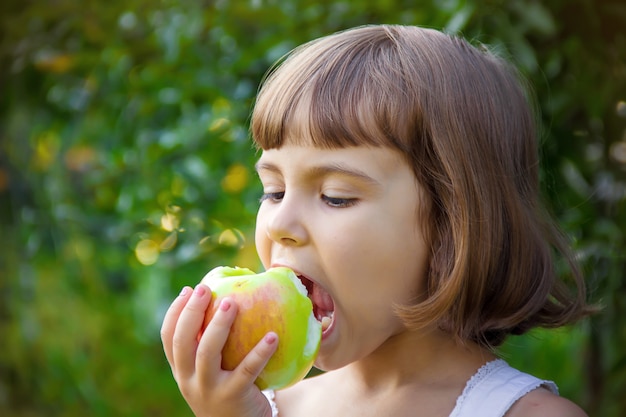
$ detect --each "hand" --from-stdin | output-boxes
[160,284,279,417]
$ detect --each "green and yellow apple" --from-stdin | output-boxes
[199,266,321,390]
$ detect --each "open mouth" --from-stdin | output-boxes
[298,275,335,333]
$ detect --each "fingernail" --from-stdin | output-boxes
[264,332,277,345]
[193,285,206,297]
[219,299,231,312]
[179,287,190,297]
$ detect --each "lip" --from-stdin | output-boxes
[270,262,306,279]
[269,263,326,295]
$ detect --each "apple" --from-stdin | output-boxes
[200,266,322,390]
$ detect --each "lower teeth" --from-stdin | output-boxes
[321,316,332,331]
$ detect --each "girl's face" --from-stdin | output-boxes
[255,144,429,371]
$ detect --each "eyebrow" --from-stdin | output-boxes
[255,161,382,186]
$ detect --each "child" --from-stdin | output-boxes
[160,25,592,417]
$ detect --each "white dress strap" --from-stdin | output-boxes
[262,389,279,417]
[449,359,559,417]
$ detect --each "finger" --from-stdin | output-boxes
[160,286,193,369]
[195,297,238,376]
[229,332,279,390]
[172,284,214,377]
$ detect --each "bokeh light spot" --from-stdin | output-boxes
[135,239,160,265]
[221,164,249,193]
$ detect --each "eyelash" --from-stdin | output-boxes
[259,192,357,208]
[321,195,358,208]
[259,192,284,203]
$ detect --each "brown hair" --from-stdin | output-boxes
[251,24,593,347]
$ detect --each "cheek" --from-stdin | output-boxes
[254,211,271,267]
[348,216,428,294]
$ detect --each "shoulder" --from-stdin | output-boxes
[506,387,588,417]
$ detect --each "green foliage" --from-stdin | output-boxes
[1,0,624,415]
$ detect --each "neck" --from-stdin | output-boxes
[339,328,496,393]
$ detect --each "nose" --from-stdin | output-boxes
[263,195,309,246]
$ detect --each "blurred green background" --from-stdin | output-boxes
[1,0,624,416]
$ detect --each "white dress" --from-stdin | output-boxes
[262,359,558,417]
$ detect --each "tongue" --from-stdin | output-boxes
[310,282,334,312]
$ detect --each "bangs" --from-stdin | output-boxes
[251,26,424,152]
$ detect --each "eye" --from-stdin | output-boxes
[259,191,285,203]
[321,195,358,208]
